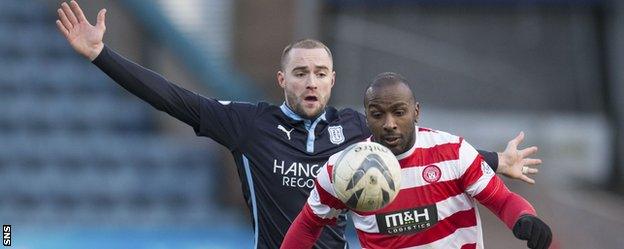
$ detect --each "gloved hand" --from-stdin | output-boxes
[512,214,552,249]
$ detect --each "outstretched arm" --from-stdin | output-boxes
[459,139,551,249]
[55,1,202,127]
[475,177,552,249]
[55,1,254,149]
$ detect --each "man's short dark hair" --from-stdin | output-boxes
[370,72,408,87]
[365,72,416,104]
[281,39,333,70]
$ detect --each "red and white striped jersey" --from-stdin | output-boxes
[307,127,513,249]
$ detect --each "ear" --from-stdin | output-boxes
[414,102,420,123]
[330,71,336,88]
[277,70,286,89]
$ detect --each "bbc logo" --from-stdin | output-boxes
[2,225,9,247]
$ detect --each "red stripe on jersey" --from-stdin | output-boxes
[353,179,463,216]
[357,208,477,249]
[314,178,347,210]
[326,164,334,183]
[460,156,484,190]
[461,243,477,249]
[418,127,436,133]
[399,142,460,168]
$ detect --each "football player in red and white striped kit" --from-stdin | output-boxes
[281,72,552,249]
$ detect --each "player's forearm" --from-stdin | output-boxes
[477,177,537,229]
[280,204,326,249]
[477,150,498,172]
[92,45,202,127]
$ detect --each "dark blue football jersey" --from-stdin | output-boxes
[195,100,370,249]
[92,45,499,249]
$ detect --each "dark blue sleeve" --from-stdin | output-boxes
[92,45,256,150]
[477,150,499,172]
[194,100,257,150]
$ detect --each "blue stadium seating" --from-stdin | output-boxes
[0,0,225,228]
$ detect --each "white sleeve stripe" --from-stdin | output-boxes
[350,211,380,233]
[307,187,343,219]
[458,139,479,176]
[308,164,342,219]
[316,164,338,197]
[465,172,494,197]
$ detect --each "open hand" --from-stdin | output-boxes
[55,1,107,61]
[497,132,542,184]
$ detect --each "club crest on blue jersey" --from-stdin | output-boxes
[328,125,345,145]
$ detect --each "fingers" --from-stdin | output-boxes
[57,8,73,30]
[55,20,69,38]
[508,131,525,149]
[61,2,79,26]
[524,166,539,174]
[528,223,542,249]
[522,158,542,167]
[520,145,538,158]
[541,231,553,249]
[69,0,89,24]
[520,174,536,184]
[540,222,553,249]
[514,216,552,249]
[536,231,548,249]
[96,9,107,30]
[514,218,532,240]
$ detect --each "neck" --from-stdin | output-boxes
[283,102,324,121]
[394,124,419,159]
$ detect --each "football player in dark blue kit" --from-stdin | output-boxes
[55,2,542,248]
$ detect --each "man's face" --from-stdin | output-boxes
[365,83,419,155]
[277,48,335,119]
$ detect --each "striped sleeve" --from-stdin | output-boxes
[307,158,348,220]
[280,155,348,249]
[457,138,495,197]
[458,138,537,229]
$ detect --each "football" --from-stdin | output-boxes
[332,141,402,212]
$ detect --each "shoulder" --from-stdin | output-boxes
[231,101,279,117]
[209,100,264,111]
[327,107,369,135]
[417,127,462,147]
[325,106,364,122]
[336,107,362,116]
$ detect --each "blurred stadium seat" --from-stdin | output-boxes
[0,0,228,234]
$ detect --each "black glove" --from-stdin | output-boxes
[512,214,552,249]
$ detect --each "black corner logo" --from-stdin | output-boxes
[2,225,10,246]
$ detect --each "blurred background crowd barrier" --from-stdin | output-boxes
[0,0,622,248]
